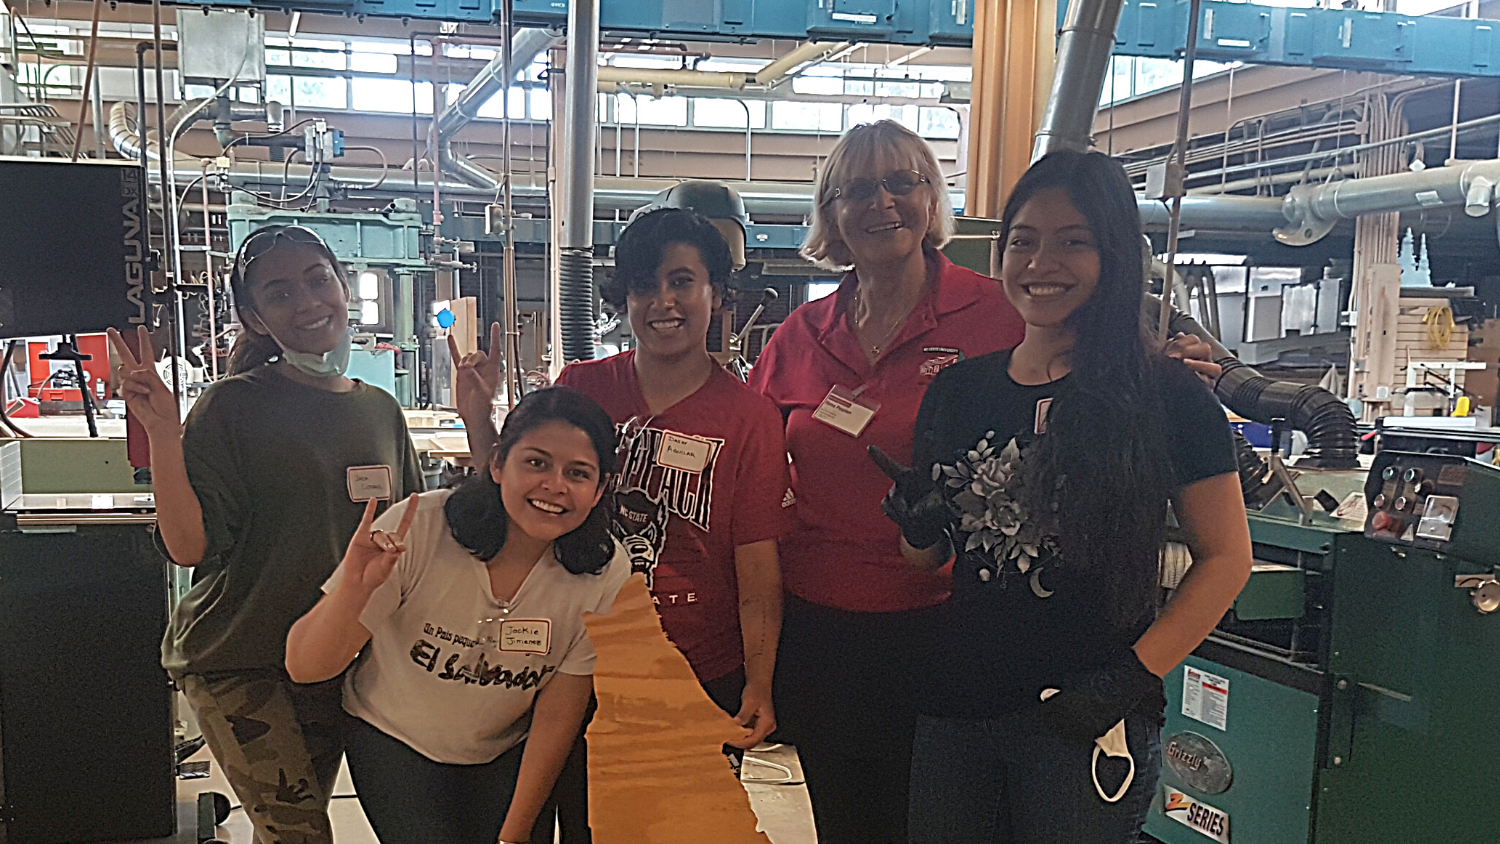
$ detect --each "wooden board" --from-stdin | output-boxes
[583,575,770,844]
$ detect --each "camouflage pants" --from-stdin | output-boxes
[181,672,347,844]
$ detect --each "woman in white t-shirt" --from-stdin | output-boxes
[286,386,630,844]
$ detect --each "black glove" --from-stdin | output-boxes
[1039,649,1165,743]
[868,444,950,551]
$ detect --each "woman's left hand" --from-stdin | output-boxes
[1164,332,1223,387]
[728,683,777,750]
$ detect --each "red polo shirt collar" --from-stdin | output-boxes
[812,248,982,377]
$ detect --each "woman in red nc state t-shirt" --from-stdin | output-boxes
[457,208,790,751]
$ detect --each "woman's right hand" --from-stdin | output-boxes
[106,326,181,437]
[340,494,420,596]
[868,444,949,551]
[449,322,503,425]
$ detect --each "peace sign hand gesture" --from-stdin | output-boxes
[106,326,180,437]
[340,494,420,597]
[449,322,502,426]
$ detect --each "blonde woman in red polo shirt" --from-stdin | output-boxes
[748,119,1024,844]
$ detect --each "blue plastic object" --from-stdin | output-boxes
[436,308,456,328]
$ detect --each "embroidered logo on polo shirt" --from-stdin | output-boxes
[920,346,964,379]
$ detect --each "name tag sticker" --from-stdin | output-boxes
[346,465,393,502]
[1034,398,1054,435]
[499,619,552,655]
[813,385,880,437]
[657,432,714,473]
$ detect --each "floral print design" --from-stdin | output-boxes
[937,431,1060,577]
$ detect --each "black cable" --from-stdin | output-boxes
[0,341,34,438]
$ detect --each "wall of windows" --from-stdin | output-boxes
[180,35,968,140]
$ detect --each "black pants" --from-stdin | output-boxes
[775,594,944,844]
[343,715,557,844]
[553,668,748,843]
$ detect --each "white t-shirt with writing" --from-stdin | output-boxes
[324,489,631,765]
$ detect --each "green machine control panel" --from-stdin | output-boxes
[1364,450,1500,563]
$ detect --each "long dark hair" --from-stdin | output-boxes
[444,387,618,575]
[1003,150,1175,633]
[225,226,348,375]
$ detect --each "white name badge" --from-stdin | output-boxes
[1034,397,1053,434]
[346,465,393,502]
[657,431,714,473]
[813,385,880,437]
[499,619,552,655]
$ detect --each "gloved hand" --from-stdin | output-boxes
[868,444,950,551]
[1039,649,1165,743]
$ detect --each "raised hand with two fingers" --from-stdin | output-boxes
[448,322,503,425]
[339,494,421,597]
[106,325,180,436]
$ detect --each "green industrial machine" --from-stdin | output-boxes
[1145,451,1500,844]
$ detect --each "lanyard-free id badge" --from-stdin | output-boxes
[347,465,393,502]
[813,385,880,437]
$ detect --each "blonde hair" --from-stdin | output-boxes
[801,120,955,271]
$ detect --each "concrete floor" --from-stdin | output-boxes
[130,742,815,844]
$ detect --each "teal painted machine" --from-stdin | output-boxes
[1145,451,1500,844]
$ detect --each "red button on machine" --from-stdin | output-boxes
[1372,511,1393,532]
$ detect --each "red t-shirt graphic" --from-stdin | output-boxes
[556,352,791,683]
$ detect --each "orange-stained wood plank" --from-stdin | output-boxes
[584,575,771,844]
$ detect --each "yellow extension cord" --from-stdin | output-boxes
[1423,305,1456,349]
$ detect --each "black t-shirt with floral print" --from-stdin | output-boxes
[912,349,1236,718]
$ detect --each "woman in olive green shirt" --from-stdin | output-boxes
[109,226,421,844]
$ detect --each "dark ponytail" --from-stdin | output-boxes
[225,330,280,375]
[445,386,619,575]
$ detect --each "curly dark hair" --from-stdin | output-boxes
[601,207,732,311]
[444,386,618,575]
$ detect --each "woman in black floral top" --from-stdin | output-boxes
[876,151,1253,844]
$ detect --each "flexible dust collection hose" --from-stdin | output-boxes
[1154,299,1361,471]
[558,248,596,366]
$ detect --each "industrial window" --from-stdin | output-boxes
[918,107,960,140]
[350,78,430,113]
[477,87,528,119]
[292,77,348,110]
[771,101,843,133]
[635,95,690,127]
[693,98,767,129]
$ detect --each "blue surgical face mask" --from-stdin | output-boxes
[273,325,354,378]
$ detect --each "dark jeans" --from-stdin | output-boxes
[908,708,1162,844]
[552,667,748,843]
[343,715,557,844]
[775,594,942,844]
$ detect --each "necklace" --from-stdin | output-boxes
[852,285,915,358]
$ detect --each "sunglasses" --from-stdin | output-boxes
[233,225,331,276]
[826,169,930,205]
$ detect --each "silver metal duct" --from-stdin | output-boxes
[1277,159,1500,245]
[434,27,560,142]
[557,0,601,364]
[1032,0,1126,161]
[1137,195,1291,233]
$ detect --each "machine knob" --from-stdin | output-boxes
[1373,494,1387,509]
[1383,466,1397,481]
[1416,481,1435,496]
[1404,468,1422,483]
[1396,496,1412,511]
[1474,581,1500,615]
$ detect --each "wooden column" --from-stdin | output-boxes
[966,0,1060,218]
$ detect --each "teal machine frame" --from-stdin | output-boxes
[226,196,430,405]
[1145,452,1500,844]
